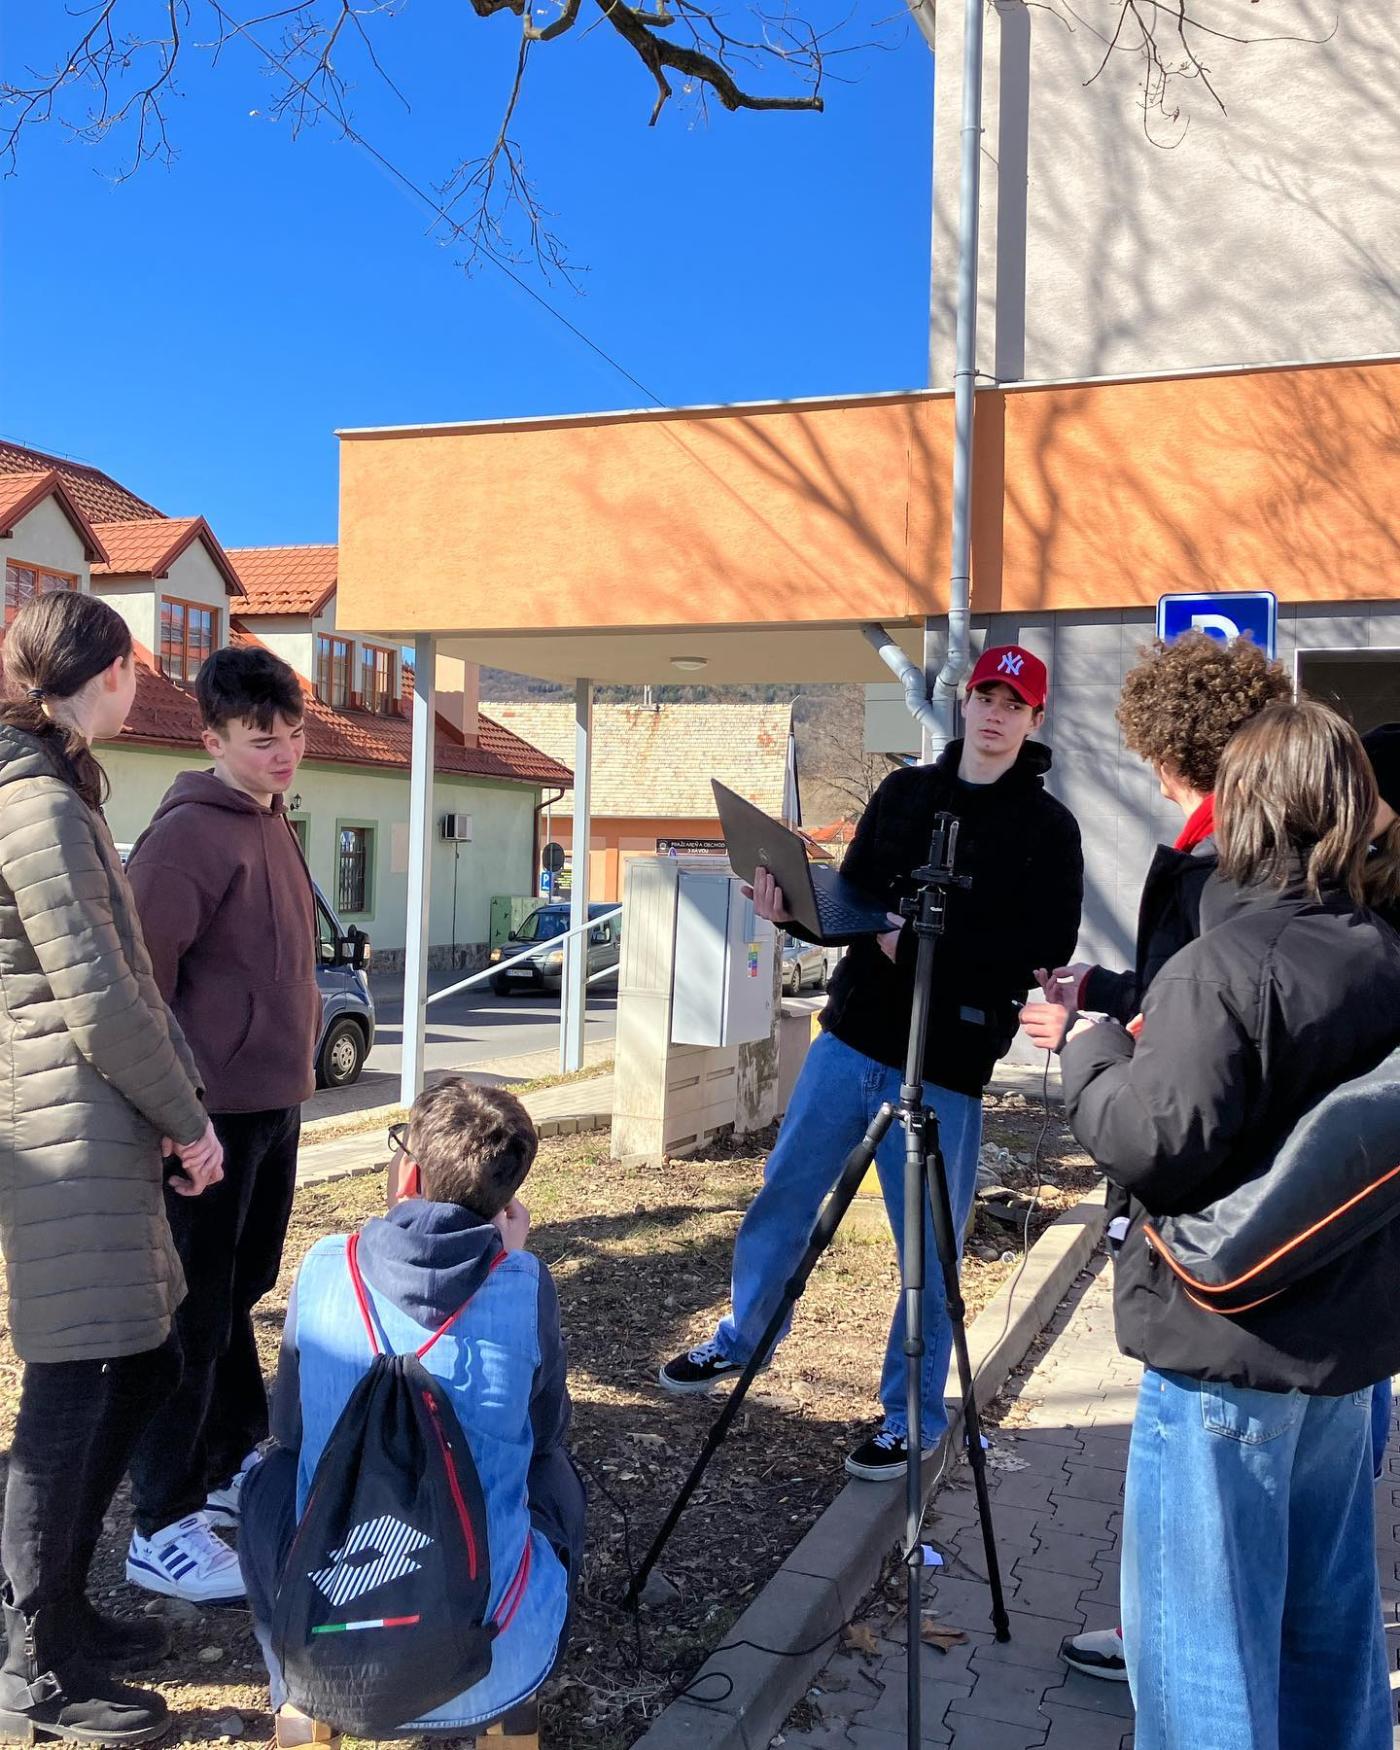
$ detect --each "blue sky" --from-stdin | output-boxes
[1,4,933,544]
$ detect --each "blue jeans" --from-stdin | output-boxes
[1371,1376,1393,1479]
[713,1032,982,1445]
[1123,1368,1391,1750]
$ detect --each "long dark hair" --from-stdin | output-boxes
[2,592,134,810]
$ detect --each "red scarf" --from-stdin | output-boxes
[1174,793,1215,852]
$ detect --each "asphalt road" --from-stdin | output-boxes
[364,967,618,1077]
[300,968,618,1123]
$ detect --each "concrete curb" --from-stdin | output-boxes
[631,1184,1108,1750]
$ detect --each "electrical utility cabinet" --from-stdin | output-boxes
[611,855,782,1162]
[671,871,776,1047]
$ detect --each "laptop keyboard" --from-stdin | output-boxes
[815,891,887,935]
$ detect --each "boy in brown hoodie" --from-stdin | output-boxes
[124,646,320,1605]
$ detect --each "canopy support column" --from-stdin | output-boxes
[561,678,593,1073]
[400,634,437,1107]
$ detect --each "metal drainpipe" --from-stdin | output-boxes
[882,0,984,763]
[929,0,987,762]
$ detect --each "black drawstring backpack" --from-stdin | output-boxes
[270,1233,532,1738]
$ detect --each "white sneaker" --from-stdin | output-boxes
[205,1449,261,1527]
[126,1513,246,1604]
[1060,1624,1128,1682]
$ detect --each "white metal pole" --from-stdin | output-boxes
[400,634,436,1106]
[927,0,987,764]
[561,678,593,1072]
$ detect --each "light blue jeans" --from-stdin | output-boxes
[1123,1368,1391,1750]
[712,1032,982,1445]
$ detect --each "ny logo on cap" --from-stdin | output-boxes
[998,651,1025,677]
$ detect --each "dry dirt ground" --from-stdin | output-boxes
[0,1089,1095,1750]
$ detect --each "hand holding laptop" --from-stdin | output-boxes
[745,866,793,925]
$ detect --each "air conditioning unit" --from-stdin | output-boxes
[441,812,474,842]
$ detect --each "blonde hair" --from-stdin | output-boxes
[1214,701,1378,906]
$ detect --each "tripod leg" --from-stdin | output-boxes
[902,1107,927,1750]
[923,1135,1012,1641]
[624,1102,898,1611]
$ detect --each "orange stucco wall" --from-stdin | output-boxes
[535,814,726,904]
[338,359,1400,633]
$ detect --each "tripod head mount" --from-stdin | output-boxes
[898,811,972,928]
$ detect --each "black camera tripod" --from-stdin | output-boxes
[625,813,1011,1747]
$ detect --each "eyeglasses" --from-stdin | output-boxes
[388,1121,410,1160]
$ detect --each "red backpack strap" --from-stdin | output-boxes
[345,1230,383,1357]
[415,1249,510,1360]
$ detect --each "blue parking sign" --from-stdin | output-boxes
[540,869,553,893]
[1157,591,1277,659]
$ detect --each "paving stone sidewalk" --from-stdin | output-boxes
[780,1258,1400,1750]
[779,1259,1140,1750]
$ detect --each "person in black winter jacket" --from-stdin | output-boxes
[659,646,1083,1480]
[1053,702,1400,1750]
[1020,633,1290,1685]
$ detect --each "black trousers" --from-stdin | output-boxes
[128,1107,300,1535]
[2,1338,180,1617]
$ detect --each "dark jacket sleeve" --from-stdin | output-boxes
[529,1265,572,1458]
[125,826,223,1005]
[1081,965,1140,1026]
[269,1277,303,1453]
[983,805,1083,998]
[1060,968,1259,1213]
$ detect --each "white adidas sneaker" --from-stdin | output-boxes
[126,1513,245,1605]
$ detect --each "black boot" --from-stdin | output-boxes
[68,1599,170,1677]
[62,1537,170,1676]
[0,1593,169,1745]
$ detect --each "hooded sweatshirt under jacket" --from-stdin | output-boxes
[126,771,319,1114]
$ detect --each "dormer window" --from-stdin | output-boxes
[160,598,217,685]
[5,562,77,626]
[315,634,353,708]
[361,643,398,715]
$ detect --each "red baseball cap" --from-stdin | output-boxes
[966,644,1047,709]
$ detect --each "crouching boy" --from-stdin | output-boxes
[238,1079,584,1738]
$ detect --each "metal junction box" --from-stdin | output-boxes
[670,870,775,1047]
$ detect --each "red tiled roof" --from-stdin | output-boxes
[225,544,338,617]
[92,517,245,596]
[807,818,859,845]
[122,638,571,789]
[0,440,163,525]
[0,470,109,561]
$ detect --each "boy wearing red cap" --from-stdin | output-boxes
[661,647,1083,1479]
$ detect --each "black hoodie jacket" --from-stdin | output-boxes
[807,741,1083,1097]
[1062,869,1400,1394]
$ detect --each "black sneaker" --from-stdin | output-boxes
[845,1426,935,1481]
[1059,1626,1128,1682]
[659,1339,744,1395]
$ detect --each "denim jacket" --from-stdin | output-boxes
[273,1200,570,1730]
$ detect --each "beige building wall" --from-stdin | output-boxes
[91,579,158,651]
[932,3,1400,385]
[6,497,91,581]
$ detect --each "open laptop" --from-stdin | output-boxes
[711,781,892,942]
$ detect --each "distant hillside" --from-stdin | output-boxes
[478,668,820,707]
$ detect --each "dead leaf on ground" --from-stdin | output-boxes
[920,1618,969,1653]
[842,1623,881,1657]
